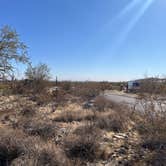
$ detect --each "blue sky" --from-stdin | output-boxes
[0,0,166,81]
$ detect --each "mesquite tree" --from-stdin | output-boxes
[0,25,29,80]
[25,63,50,81]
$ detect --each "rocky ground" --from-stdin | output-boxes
[0,94,163,166]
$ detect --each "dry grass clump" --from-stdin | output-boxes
[137,113,166,158]
[64,123,101,162]
[30,93,53,106]
[94,96,112,111]
[54,111,82,122]
[36,149,59,166]
[94,100,131,132]
[70,82,101,101]
[23,121,56,140]
[34,145,71,166]
[136,101,166,148]
[65,137,99,162]
[139,78,166,95]
[0,136,24,166]
[133,96,166,165]
[74,122,101,136]
[94,96,131,114]
[145,150,166,166]
[54,110,94,123]
[95,111,128,132]
[20,106,36,117]
[0,127,71,166]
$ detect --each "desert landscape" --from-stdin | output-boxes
[0,79,166,165]
[1,0,166,165]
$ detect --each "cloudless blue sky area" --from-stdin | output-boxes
[0,0,166,81]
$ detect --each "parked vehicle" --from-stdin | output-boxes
[127,80,140,92]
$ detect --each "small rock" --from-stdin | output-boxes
[113,135,124,139]
[118,148,127,155]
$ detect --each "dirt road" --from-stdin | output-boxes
[103,91,166,112]
[104,92,137,105]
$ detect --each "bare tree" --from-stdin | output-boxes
[24,63,51,94]
[25,63,50,81]
[0,25,29,81]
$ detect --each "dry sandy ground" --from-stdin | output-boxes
[0,95,149,166]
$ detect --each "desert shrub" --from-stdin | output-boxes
[54,111,82,122]
[145,150,166,166]
[0,83,10,90]
[99,81,112,92]
[66,139,98,162]
[54,110,94,123]
[134,95,166,165]
[10,80,28,94]
[94,100,131,132]
[10,79,50,96]
[138,77,166,95]
[34,143,73,166]
[0,127,71,166]
[0,137,24,166]
[23,122,55,140]
[75,87,99,101]
[29,80,49,94]
[138,118,166,154]
[95,96,130,113]
[36,149,61,166]
[33,93,52,106]
[11,63,51,95]
[60,81,72,92]
[94,96,112,111]
[65,123,100,162]
[74,122,100,136]
[70,82,101,101]
[95,112,127,132]
[136,98,166,146]
[51,89,68,106]
[23,63,51,95]
[20,106,36,117]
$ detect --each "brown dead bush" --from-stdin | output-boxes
[54,110,94,123]
[23,122,56,140]
[64,123,101,162]
[95,112,128,132]
[20,106,36,117]
[35,147,71,166]
[74,122,101,136]
[0,136,24,166]
[136,98,166,147]
[94,96,112,111]
[145,150,166,166]
[69,82,101,101]
[134,95,166,165]
[0,127,71,166]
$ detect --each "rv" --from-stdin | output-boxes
[127,80,140,92]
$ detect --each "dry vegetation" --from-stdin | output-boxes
[0,79,166,166]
